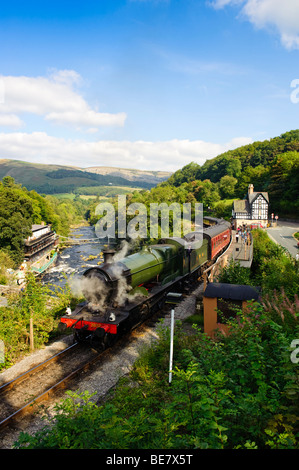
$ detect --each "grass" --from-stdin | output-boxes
[52,185,142,200]
[184,313,204,327]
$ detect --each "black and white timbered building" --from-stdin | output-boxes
[232,184,269,229]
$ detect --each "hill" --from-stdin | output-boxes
[0,159,171,194]
[83,166,171,185]
[164,130,299,218]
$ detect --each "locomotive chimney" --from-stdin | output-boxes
[103,249,115,264]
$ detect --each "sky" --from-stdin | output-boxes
[0,0,298,172]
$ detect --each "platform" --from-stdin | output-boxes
[231,231,253,267]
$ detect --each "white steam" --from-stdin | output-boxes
[69,240,145,310]
[70,274,108,311]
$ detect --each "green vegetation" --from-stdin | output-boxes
[0,176,90,266]
[74,185,142,197]
[0,251,14,285]
[0,272,77,369]
[0,160,161,194]
[1,130,299,449]
[89,130,299,234]
[87,181,210,242]
[15,301,298,449]
[165,130,299,218]
[0,177,93,366]
[0,177,34,266]
[218,229,299,299]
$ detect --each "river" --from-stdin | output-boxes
[41,225,107,290]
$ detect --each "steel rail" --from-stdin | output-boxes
[0,346,103,431]
[0,342,79,396]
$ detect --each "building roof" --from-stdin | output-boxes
[32,224,49,232]
[248,192,269,204]
[233,199,250,213]
[202,221,231,240]
[204,282,261,301]
[233,188,269,214]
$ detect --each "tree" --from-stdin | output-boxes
[2,175,19,188]
[218,175,237,198]
[268,151,299,215]
[236,165,269,199]
[191,179,220,207]
[0,184,33,265]
[167,162,200,187]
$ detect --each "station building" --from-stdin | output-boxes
[24,223,59,264]
[232,184,269,230]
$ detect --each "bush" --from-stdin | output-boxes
[0,272,75,369]
[217,229,299,299]
[15,303,299,449]
[0,250,14,285]
[217,260,252,285]
[251,229,299,298]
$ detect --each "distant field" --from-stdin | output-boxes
[53,193,100,200]
[73,185,143,197]
[53,185,143,200]
[51,193,77,200]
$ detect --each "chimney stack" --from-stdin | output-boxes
[103,249,115,264]
[248,184,254,195]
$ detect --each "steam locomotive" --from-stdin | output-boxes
[59,217,231,348]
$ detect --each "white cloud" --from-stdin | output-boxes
[45,110,127,129]
[210,0,299,49]
[0,131,253,172]
[0,113,24,129]
[0,70,126,132]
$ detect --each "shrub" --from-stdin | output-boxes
[14,303,299,449]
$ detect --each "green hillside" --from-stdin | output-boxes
[165,130,299,218]
[0,159,156,194]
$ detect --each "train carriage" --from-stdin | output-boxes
[203,221,231,260]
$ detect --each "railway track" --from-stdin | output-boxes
[0,341,104,431]
[0,301,172,437]
[0,283,205,448]
[0,317,158,430]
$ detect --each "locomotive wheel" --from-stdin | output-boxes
[90,328,117,351]
[74,327,90,344]
[90,336,104,351]
[140,302,150,318]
